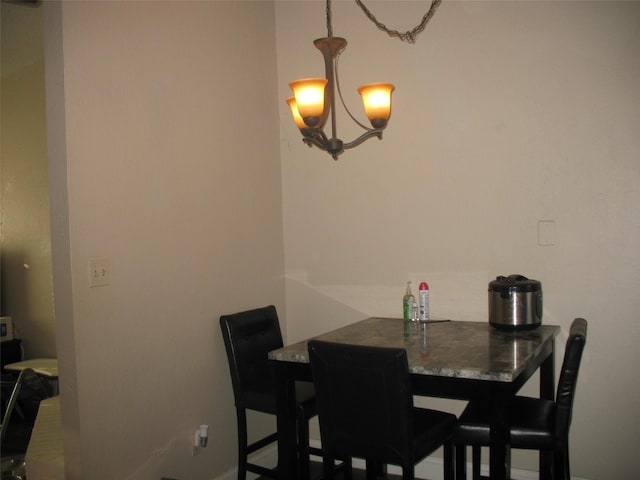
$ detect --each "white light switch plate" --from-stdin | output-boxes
[89,258,110,287]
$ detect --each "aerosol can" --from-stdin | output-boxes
[419,281,430,322]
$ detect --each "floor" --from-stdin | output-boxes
[258,462,425,480]
[3,425,425,480]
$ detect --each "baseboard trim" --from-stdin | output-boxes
[212,444,277,480]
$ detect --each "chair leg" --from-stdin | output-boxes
[471,446,481,480]
[443,439,455,480]
[402,465,415,480]
[365,460,380,480]
[297,411,311,480]
[322,455,335,480]
[456,445,467,480]
[236,408,248,480]
[553,445,570,480]
[343,456,353,480]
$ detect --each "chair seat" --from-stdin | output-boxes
[455,396,556,450]
[294,380,319,414]
[243,380,317,416]
[413,407,458,459]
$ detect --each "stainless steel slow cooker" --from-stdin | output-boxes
[488,274,543,329]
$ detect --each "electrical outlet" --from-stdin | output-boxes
[89,258,110,287]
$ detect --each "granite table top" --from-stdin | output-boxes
[269,317,560,383]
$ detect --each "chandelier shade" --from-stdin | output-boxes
[286,97,307,130]
[357,82,395,129]
[289,78,329,128]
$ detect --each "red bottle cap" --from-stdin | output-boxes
[419,282,429,290]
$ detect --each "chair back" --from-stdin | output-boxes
[219,305,284,412]
[554,317,587,445]
[308,340,415,467]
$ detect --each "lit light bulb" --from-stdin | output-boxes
[289,78,328,127]
[358,82,395,129]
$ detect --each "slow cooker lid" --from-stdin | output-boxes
[489,274,541,293]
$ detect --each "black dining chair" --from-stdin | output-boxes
[1,367,52,479]
[308,339,456,480]
[220,305,323,480]
[453,317,588,480]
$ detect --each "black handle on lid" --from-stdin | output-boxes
[507,274,528,281]
[494,274,529,282]
[494,274,528,283]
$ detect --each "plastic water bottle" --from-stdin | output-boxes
[403,282,414,322]
[411,299,419,322]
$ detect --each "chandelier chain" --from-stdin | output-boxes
[355,0,442,44]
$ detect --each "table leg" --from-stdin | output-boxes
[539,340,556,480]
[365,460,386,478]
[489,392,511,480]
[540,341,555,401]
[274,363,297,480]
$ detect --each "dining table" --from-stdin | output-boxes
[268,317,560,480]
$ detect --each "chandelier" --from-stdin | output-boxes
[286,0,442,160]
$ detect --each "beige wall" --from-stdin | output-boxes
[1,1,56,358]
[18,0,640,479]
[44,1,284,479]
[277,1,640,479]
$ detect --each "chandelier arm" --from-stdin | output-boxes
[301,128,329,147]
[300,127,381,159]
[355,0,442,44]
[302,137,328,151]
[334,53,370,131]
[342,129,383,151]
